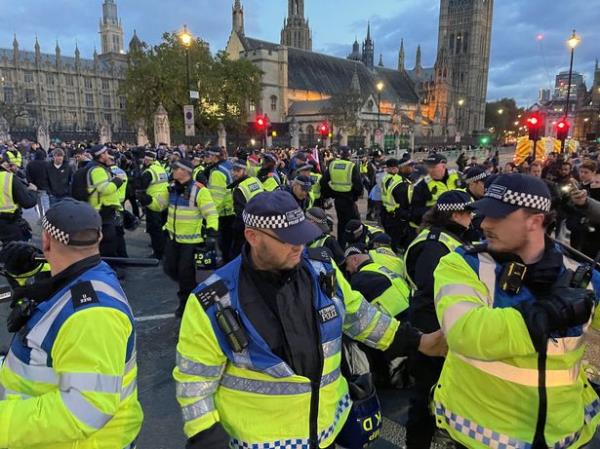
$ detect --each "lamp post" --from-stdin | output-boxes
[179,25,193,99]
[562,29,581,153]
[376,81,384,148]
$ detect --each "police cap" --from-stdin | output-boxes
[42,198,101,246]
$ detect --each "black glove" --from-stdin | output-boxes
[0,242,43,276]
[515,288,594,353]
[136,190,152,207]
[111,177,124,189]
[186,423,229,449]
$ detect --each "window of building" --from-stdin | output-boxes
[47,90,57,105]
[65,75,74,87]
[84,78,93,89]
[104,113,112,124]
[102,79,110,90]
[49,110,59,124]
[67,111,77,124]
[119,96,126,110]
[3,87,14,104]
[86,112,95,124]
[85,93,94,107]
[46,73,55,85]
[24,71,34,83]
[66,92,76,106]
[449,34,455,52]
[103,95,111,108]
[249,101,256,112]
[25,89,35,103]
[270,95,277,111]
[463,33,469,53]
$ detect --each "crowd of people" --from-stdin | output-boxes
[2,136,600,449]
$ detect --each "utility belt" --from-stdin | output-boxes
[99,206,118,223]
[0,212,17,222]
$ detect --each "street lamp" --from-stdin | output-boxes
[458,98,465,107]
[497,109,504,115]
[178,25,193,99]
[562,29,581,153]
[376,81,384,131]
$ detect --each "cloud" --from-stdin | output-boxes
[0,0,597,107]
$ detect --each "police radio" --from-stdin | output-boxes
[498,262,527,294]
[215,302,249,353]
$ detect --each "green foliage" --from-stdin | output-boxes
[120,33,262,136]
[485,98,524,140]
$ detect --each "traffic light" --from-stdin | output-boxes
[319,122,330,138]
[255,115,267,133]
[556,118,570,142]
[480,136,491,146]
[526,113,542,141]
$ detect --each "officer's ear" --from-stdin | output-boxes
[244,228,259,248]
[42,230,51,254]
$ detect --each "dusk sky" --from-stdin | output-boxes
[1,0,598,106]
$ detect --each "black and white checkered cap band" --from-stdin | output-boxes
[344,246,364,258]
[42,216,71,245]
[486,187,552,212]
[173,161,193,173]
[243,208,305,229]
[436,202,472,212]
[305,210,327,224]
[93,146,109,157]
[464,172,488,184]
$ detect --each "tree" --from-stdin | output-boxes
[485,98,524,141]
[0,98,28,130]
[120,34,262,137]
[324,90,363,137]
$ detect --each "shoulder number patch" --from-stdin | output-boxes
[71,281,100,309]
[195,279,229,310]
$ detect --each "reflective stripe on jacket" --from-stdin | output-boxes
[0,262,142,449]
[432,246,600,449]
[144,162,169,212]
[0,171,17,213]
[173,251,399,446]
[328,160,354,193]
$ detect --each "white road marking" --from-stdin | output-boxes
[135,313,175,322]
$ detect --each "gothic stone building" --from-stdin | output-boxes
[0,0,133,138]
[226,0,494,146]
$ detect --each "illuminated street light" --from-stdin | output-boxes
[567,30,581,49]
[376,81,384,92]
[458,98,465,107]
[376,81,384,130]
[497,109,504,115]
[179,25,193,48]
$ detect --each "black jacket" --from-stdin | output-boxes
[405,223,468,333]
[410,170,452,225]
[46,161,73,197]
[26,152,50,191]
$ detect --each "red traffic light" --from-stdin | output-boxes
[556,118,570,141]
[255,115,267,131]
[525,113,542,141]
[319,122,330,137]
[528,117,538,126]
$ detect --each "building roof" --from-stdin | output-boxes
[406,66,435,83]
[240,35,281,52]
[0,48,113,73]
[286,47,419,104]
[288,98,332,116]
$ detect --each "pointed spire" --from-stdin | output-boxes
[398,38,405,71]
[232,0,245,35]
[378,54,384,67]
[55,40,61,54]
[415,44,422,70]
[596,58,599,72]
[12,33,18,49]
[93,46,98,58]
[75,41,80,62]
[34,35,40,53]
[366,21,371,41]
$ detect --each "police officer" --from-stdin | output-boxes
[286,175,313,211]
[164,159,219,317]
[257,152,282,192]
[381,158,414,252]
[463,165,489,241]
[368,233,405,276]
[86,145,124,259]
[229,159,264,258]
[321,147,363,246]
[205,148,235,262]
[109,153,129,259]
[297,163,323,208]
[344,245,410,320]
[173,190,446,449]
[137,150,169,259]
[4,141,23,168]
[0,153,37,243]
[433,173,600,449]
[403,190,473,449]
[305,206,345,266]
[344,219,385,249]
[0,199,142,449]
[191,151,205,181]
[410,152,460,226]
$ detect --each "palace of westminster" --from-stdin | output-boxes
[0,0,494,145]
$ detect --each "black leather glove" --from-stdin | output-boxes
[111,176,124,189]
[515,288,594,353]
[136,190,152,207]
[0,242,43,276]
[186,423,229,449]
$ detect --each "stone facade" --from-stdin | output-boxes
[280,0,312,51]
[0,0,130,135]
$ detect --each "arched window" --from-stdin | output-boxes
[270,95,278,111]
[449,34,455,52]
[463,32,469,53]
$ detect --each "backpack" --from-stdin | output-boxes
[70,163,94,201]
